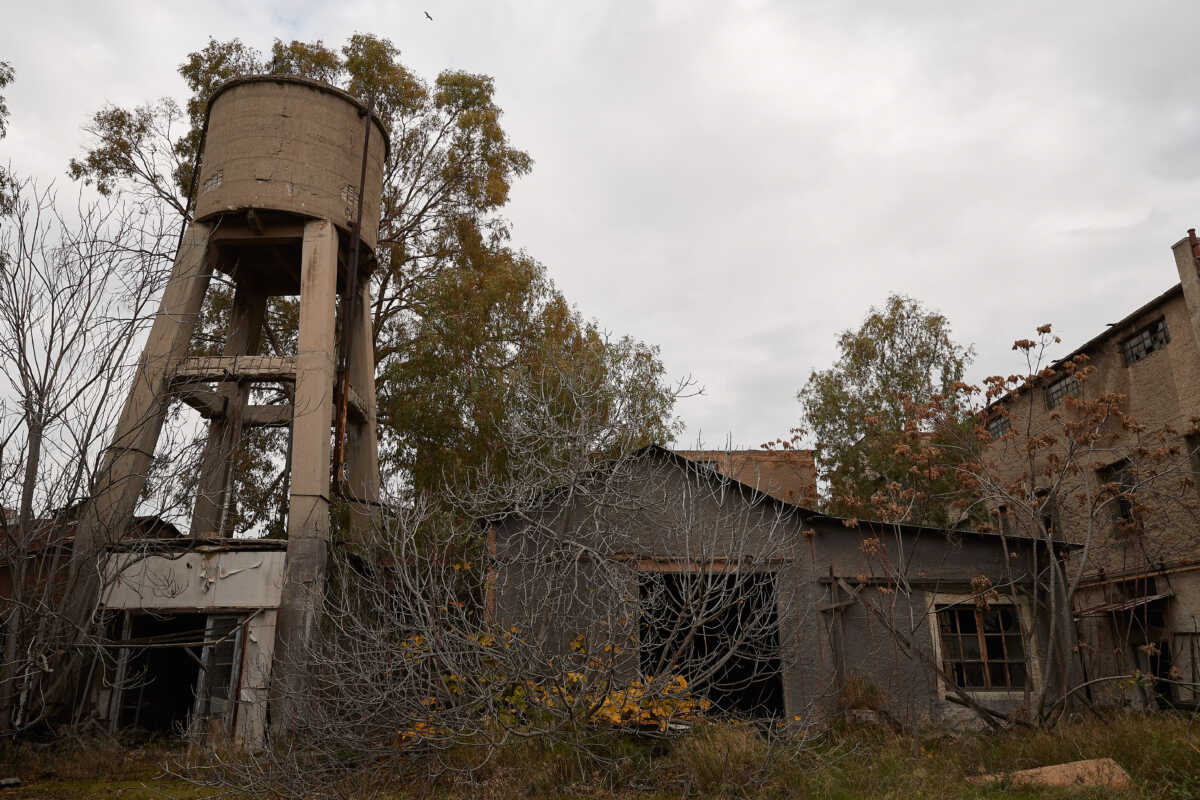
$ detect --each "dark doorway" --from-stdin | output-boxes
[1114,595,1173,709]
[639,571,784,717]
[117,613,206,734]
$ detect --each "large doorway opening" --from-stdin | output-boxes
[116,613,205,733]
[111,612,244,736]
[638,571,784,717]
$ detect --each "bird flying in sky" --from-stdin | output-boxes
[425,11,433,20]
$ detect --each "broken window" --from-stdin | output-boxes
[986,415,1011,439]
[993,505,1011,536]
[638,571,784,717]
[110,611,245,737]
[1098,459,1139,534]
[1044,374,1080,410]
[936,603,1027,692]
[114,613,207,734]
[1035,489,1057,536]
[1171,632,1200,704]
[193,615,243,734]
[1121,318,1169,366]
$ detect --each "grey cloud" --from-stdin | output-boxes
[3,0,1198,451]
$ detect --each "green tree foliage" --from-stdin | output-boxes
[795,294,974,526]
[0,60,12,139]
[69,37,679,525]
[0,61,14,214]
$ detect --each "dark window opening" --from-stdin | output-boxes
[1044,375,1081,410]
[1121,318,1169,366]
[936,603,1028,692]
[1098,459,1139,533]
[112,612,243,737]
[196,615,242,733]
[1186,434,1200,508]
[987,415,1011,439]
[1110,576,1158,603]
[1035,489,1056,536]
[638,571,784,717]
[1113,596,1173,708]
[993,505,1011,536]
[116,613,206,734]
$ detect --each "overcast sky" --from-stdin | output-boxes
[2,1,1197,450]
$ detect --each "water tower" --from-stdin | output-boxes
[79,76,388,711]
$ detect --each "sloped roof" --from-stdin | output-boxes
[673,448,817,506]
[646,445,1074,547]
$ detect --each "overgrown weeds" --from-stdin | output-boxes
[668,720,769,794]
[0,732,217,799]
[6,712,1200,798]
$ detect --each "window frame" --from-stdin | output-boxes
[1120,318,1169,366]
[926,592,1039,701]
[986,415,1011,439]
[191,613,244,737]
[1044,374,1081,410]
[1097,458,1139,533]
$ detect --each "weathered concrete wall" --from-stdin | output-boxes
[104,549,285,610]
[986,283,1200,577]
[811,522,1056,727]
[195,76,388,249]
[983,237,1200,708]
[100,547,284,746]
[235,607,277,745]
[491,453,817,718]
[492,450,1053,727]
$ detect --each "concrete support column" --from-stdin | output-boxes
[272,219,338,730]
[346,282,381,540]
[191,283,267,536]
[78,222,214,552]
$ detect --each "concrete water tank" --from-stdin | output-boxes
[194,76,389,249]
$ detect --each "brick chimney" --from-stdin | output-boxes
[1170,230,1200,348]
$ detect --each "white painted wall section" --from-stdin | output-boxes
[103,550,286,610]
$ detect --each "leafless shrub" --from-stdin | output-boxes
[0,176,191,734]
[189,363,811,797]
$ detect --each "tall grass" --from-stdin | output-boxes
[6,712,1200,798]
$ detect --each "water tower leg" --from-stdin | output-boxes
[347,281,381,539]
[272,219,338,729]
[78,222,214,551]
[190,283,267,537]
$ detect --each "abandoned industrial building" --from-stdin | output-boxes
[6,74,393,746]
[674,448,818,506]
[489,445,1072,727]
[7,69,1192,749]
[984,231,1200,709]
